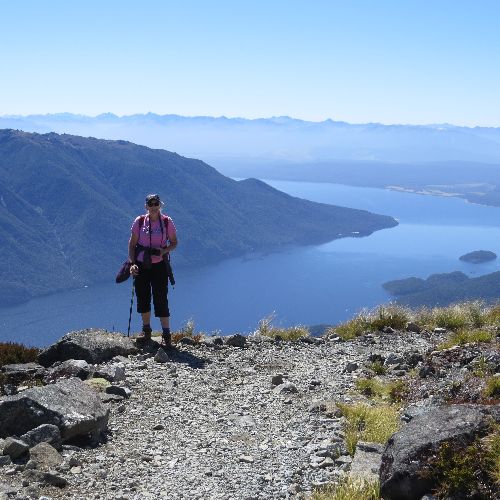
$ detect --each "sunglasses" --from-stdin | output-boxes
[147,200,160,207]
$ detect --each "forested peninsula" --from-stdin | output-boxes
[0,130,397,306]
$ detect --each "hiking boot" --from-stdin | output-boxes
[161,332,172,348]
[138,325,152,341]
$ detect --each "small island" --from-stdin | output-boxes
[459,250,497,264]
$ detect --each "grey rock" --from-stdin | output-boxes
[299,336,321,345]
[20,424,62,449]
[225,334,247,348]
[238,455,254,463]
[405,322,422,333]
[179,336,196,346]
[0,456,11,466]
[100,393,124,403]
[344,361,358,373]
[0,378,109,442]
[29,442,63,471]
[92,363,126,382]
[201,336,224,347]
[38,329,138,367]
[433,327,447,334]
[3,437,29,459]
[318,457,334,468]
[271,374,284,386]
[350,441,383,481]
[385,353,404,365]
[44,359,91,382]
[154,348,170,363]
[25,469,68,487]
[380,404,498,500]
[1,363,46,384]
[419,365,435,378]
[273,382,299,394]
[406,351,424,367]
[105,385,132,399]
[335,455,352,466]
[368,353,385,364]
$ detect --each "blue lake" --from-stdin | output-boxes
[2,181,500,347]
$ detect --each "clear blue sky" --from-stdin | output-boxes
[1,0,499,125]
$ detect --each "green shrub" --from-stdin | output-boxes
[311,476,380,500]
[337,403,400,456]
[0,342,40,367]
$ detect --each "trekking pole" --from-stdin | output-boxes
[127,278,135,337]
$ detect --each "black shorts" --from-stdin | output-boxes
[134,261,170,318]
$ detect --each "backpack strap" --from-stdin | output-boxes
[139,214,169,245]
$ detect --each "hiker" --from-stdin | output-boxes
[128,193,178,346]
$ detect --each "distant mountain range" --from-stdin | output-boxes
[0,129,397,306]
[4,113,500,207]
[2,113,500,164]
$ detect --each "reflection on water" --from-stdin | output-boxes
[1,181,500,347]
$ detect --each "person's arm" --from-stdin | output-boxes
[128,232,139,263]
[161,217,178,255]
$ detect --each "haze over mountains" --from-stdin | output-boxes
[4,113,500,207]
[0,129,397,307]
[3,113,500,164]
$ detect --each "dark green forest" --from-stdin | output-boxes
[383,270,500,306]
[0,130,397,306]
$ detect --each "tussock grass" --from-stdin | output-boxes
[0,342,40,367]
[482,376,500,399]
[415,301,492,331]
[329,301,500,342]
[423,427,500,498]
[437,328,495,350]
[311,475,380,500]
[367,360,386,375]
[337,403,400,456]
[484,304,500,326]
[256,314,310,341]
[355,378,408,403]
[327,304,411,340]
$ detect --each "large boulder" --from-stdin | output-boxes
[380,405,499,500]
[1,363,46,384]
[0,378,109,442]
[38,329,138,367]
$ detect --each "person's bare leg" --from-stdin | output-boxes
[160,317,170,329]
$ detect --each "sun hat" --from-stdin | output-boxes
[145,193,161,203]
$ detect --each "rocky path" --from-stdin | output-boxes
[41,332,435,500]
